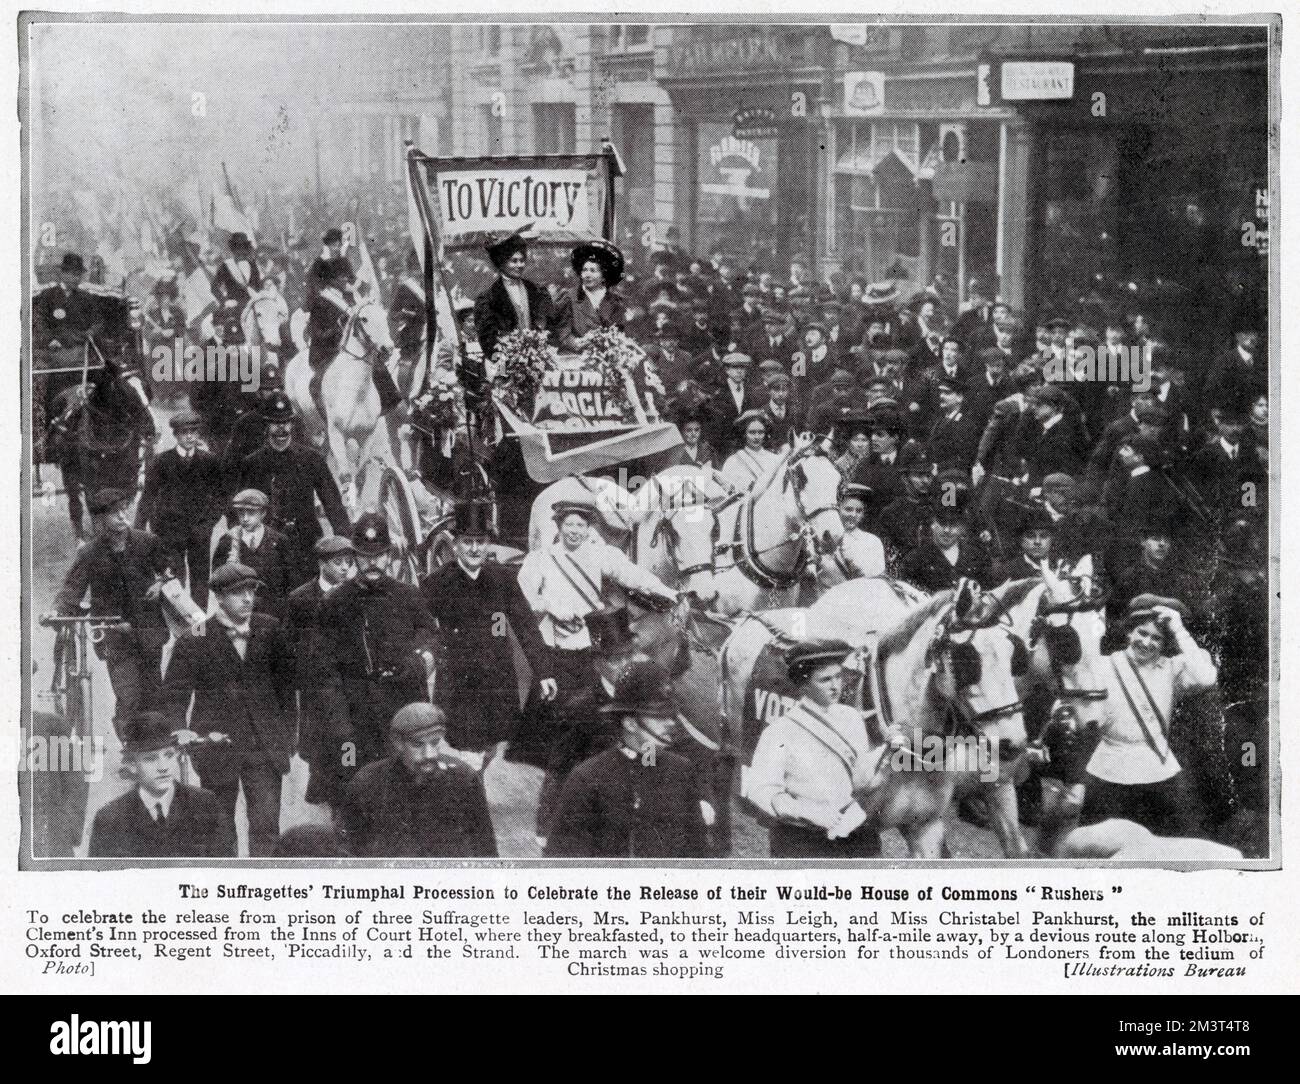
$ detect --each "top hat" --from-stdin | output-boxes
[322,228,343,246]
[452,501,495,538]
[228,232,254,252]
[60,252,86,275]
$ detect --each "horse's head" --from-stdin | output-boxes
[1026,555,1109,725]
[350,296,396,357]
[928,579,1029,768]
[780,442,845,571]
[648,476,720,604]
[244,291,289,355]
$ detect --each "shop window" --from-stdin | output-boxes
[609,24,651,52]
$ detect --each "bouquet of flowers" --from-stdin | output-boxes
[493,329,554,415]
[580,326,646,420]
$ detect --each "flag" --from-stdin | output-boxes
[212,163,255,242]
[179,266,217,333]
[353,226,383,305]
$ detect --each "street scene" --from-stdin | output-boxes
[24,20,1271,863]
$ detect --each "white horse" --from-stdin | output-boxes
[672,441,845,616]
[240,289,291,368]
[283,296,400,507]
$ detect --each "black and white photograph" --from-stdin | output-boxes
[18,13,1277,873]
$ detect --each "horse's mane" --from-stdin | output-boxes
[877,590,954,661]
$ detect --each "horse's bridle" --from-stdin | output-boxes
[723,441,842,590]
[930,589,1027,730]
[1027,575,1110,703]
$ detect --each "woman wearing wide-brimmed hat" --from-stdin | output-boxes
[472,226,556,362]
[552,238,628,352]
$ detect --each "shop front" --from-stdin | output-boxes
[828,69,1022,306]
[657,25,830,273]
[1010,47,1269,375]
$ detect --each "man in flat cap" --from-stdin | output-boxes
[161,562,295,857]
[928,372,981,474]
[88,711,234,859]
[315,513,438,778]
[135,411,223,609]
[55,488,174,737]
[473,227,555,363]
[211,488,293,615]
[235,391,349,586]
[420,501,555,771]
[1013,383,1090,485]
[339,703,497,858]
[709,352,764,457]
[284,535,356,808]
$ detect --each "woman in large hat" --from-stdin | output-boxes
[552,238,628,352]
[472,225,555,362]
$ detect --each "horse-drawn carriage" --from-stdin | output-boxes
[37,286,156,537]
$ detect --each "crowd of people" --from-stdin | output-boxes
[39,204,1271,860]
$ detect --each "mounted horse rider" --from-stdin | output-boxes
[33,252,135,459]
[306,228,347,307]
[211,232,263,344]
[307,257,402,417]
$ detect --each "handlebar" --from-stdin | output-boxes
[40,614,128,643]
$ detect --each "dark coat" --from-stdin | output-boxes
[473,276,555,361]
[283,579,332,787]
[898,538,993,593]
[32,283,101,351]
[1012,413,1089,485]
[161,612,296,785]
[878,493,932,564]
[340,756,497,858]
[928,409,983,474]
[1204,348,1267,421]
[551,286,627,352]
[211,526,295,614]
[544,746,707,858]
[1186,437,1265,526]
[54,529,171,655]
[849,454,908,527]
[389,275,426,356]
[708,379,766,457]
[760,402,804,450]
[421,561,554,751]
[964,367,1015,431]
[317,574,437,769]
[135,448,224,543]
[236,445,350,581]
[88,783,234,858]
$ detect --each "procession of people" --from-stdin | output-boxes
[37,173,1269,862]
